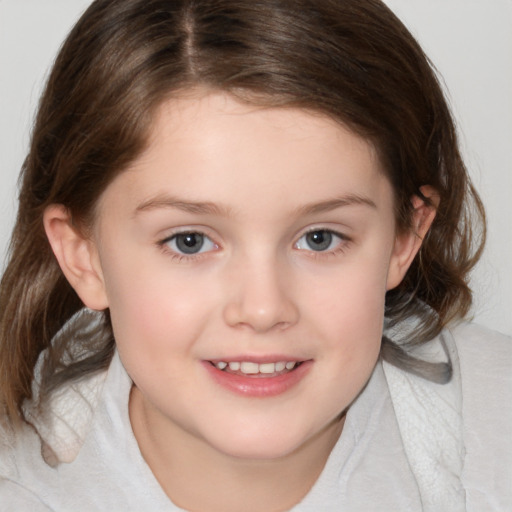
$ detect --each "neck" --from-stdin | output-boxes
[129,386,344,512]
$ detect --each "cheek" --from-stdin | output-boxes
[105,267,212,398]
[302,252,389,374]
[311,276,385,409]
[108,275,210,340]
[306,256,389,332]
[103,263,229,391]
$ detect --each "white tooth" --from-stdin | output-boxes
[259,363,276,374]
[240,362,259,374]
[216,361,227,370]
[285,361,296,370]
[275,362,286,372]
[229,362,241,371]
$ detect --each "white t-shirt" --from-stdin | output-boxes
[1,321,510,511]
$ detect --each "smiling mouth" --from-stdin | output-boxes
[209,360,304,377]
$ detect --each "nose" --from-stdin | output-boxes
[223,258,300,333]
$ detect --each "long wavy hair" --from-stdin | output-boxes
[0,0,485,423]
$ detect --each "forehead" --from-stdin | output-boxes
[96,91,393,220]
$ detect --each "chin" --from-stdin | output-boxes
[204,423,317,461]
[218,441,301,461]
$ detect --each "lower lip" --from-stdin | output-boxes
[203,361,312,398]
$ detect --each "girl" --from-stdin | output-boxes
[0,0,510,510]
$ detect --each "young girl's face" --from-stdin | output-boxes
[85,91,418,460]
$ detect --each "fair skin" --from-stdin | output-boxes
[44,91,436,512]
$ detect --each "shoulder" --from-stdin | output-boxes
[0,479,53,511]
[0,417,43,478]
[447,322,512,511]
[0,419,55,510]
[0,352,172,511]
[446,321,511,427]
[448,321,511,367]
[382,321,511,511]
[447,321,511,412]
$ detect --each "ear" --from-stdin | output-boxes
[386,186,439,290]
[43,204,109,310]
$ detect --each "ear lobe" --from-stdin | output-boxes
[386,186,438,291]
[43,204,109,310]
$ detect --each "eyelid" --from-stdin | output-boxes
[294,227,351,254]
[158,227,220,258]
[158,224,218,242]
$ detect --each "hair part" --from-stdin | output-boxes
[0,0,485,423]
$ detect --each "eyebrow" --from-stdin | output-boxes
[134,195,231,216]
[295,194,377,216]
[134,193,376,217]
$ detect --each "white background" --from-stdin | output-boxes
[0,0,511,336]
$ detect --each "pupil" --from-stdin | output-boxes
[176,233,204,254]
[306,230,332,251]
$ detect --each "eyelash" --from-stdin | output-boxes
[157,228,351,261]
[294,228,351,258]
[158,230,218,262]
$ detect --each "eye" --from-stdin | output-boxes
[164,232,217,255]
[295,229,345,252]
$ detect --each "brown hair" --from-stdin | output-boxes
[0,0,485,422]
